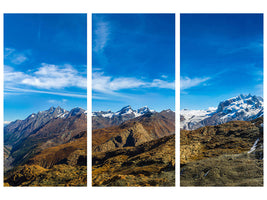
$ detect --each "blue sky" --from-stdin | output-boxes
[4,14,87,122]
[92,14,175,112]
[180,14,263,110]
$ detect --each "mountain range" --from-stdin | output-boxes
[92,105,155,130]
[5,94,263,187]
[180,94,263,130]
[93,109,175,152]
[4,105,175,186]
[92,106,175,186]
[4,106,87,186]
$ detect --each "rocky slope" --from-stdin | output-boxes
[92,110,175,153]
[5,107,87,171]
[4,164,87,186]
[180,117,263,186]
[92,134,175,186]
[4,106,87,186]
[181,94,263,130]
[5,106,69,145]
[92,108,175,186]
[180,151,263,186]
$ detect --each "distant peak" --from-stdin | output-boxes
[121,105,132,110]
[117,105,133,114]
[67,107,85,117]
[48,106,55,111]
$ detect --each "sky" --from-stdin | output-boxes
[4,14,87,122]
[92,14,175,112]
[180,14,263,110]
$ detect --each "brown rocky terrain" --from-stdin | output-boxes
[4,107,87,186]
[4,164,86,186]
[28,132,87,168]
[180,150,263,186]
[5,111,87,171]
[93,110,175,152]
[4,132,87,186]
[92,110,175,186]
[92,134,175,186]
[180,117,263,186]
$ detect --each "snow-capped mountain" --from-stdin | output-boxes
[92,105,155,130]
[181,94,264,130]
[93,105,155,118]
[4,106,87,172]
[180,107,217,130]
[4,106,86,146]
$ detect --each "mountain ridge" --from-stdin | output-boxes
[181,94,263,130]
[4,106,87,172]
[92,109,175,153]
[92,105,165,130]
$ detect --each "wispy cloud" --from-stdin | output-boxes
[92,71,175,96]
[4,65,28,82]
[4,48,30,65]
[151,79,175,89]
[161,75,168,79]
[5,87,86,98]
[180,76,210,90]
[92,72,146,94]
[93,16,110,52]
[48,99,68,104]
[219,41,263,55]
[5,64,86,90]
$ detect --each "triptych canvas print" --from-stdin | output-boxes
[3,13,263,187]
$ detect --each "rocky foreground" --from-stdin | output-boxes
[92,134,175,186]
[180,117,263,186]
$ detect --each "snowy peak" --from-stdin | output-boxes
[181,94,264,130]
[180,107,217,130]
[25,106,86,121]
[115,105,134,115]
[217,94,263,113]
[93,106,155,119]
[137,106,152,114]
[67,107,85,117]
[28,106,68,120]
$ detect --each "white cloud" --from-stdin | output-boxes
[93,19,110,52]
[48,99,68,104]
[5,87,86,98]
[110,77,147,90]
[4,48,29,65]
[161,75,168,79]
[4,48,15,57]
[180,76,210,90]
[4,66,29,82]
[92,67,102,71]
[4,121,11,126]
[92,71,175,95]
[220,41,263,55]
[12,55,28,65]
[5,64,86,90]
[150,79,175,89]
